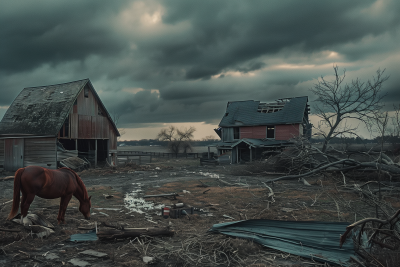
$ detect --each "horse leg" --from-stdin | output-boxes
[58,194,73,224]
[20,193,35,225]
[20,193,26,224]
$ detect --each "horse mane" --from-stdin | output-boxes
[60,167,89,200]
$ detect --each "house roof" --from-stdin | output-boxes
[0,79,119,136]
[219,96,308,127]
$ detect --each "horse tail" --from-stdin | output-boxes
[7,168,24,220]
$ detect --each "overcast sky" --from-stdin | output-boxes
[1,0,399,140]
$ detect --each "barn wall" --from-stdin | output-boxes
[0,139,4,167]
[66,86,117,140]
[275,124,300,140]
[4,139,24,171]
[24,138,57,169]
[240,126,266,139]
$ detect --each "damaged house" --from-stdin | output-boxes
[0,79,119,171]
[214,96,311,164]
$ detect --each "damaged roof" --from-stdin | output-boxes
[0,79,119,136]
[219,96,308,127]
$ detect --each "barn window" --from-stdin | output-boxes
[84,85,89,98]
[267,126,275,139]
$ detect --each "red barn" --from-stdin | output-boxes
[214,97,311,163]
[0,79,119,171]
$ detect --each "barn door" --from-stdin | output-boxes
[5,139,24,171]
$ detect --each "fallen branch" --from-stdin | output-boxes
[97,227,174,240]
[0,228,21,232]
[143,193,179,198]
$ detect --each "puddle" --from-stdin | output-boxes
[198,172,220,178]
[124,183,164,215]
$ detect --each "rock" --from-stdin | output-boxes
[79,249,108,258]
[69,258,91,267]
[143,256,154,263]
[45,253,59,260]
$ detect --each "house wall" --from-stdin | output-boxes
[240,126,266,139]
[275,124,300,140]
[0,139,4,167]
[24,138,57,169]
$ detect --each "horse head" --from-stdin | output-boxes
[79,196,92,219]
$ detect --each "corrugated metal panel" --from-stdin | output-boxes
[78,115,92,139]
[275,124,300,140]
[240,126,266,139]
[24,138,57,169]
[0,139,4,167]
[70,113,79,139]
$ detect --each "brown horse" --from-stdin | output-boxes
[7,166,91,224]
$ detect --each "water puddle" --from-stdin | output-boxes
[198,172,220,178]
[124,183,164,215]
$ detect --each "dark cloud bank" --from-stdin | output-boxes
[1,0,400,129]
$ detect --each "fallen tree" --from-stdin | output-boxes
[264,138,400,184]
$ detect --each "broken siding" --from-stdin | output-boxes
[275,124,300,140]
[0,139,4,167]
[240,126,266,139]
[24,138,57,169]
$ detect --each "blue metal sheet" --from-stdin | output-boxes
[209,219,356,266]
[70,230,98,242]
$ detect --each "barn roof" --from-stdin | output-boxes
[0,79,119,136]
[218,96,308,127]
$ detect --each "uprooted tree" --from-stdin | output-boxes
[311,66,389,152]
[157,125,196,156]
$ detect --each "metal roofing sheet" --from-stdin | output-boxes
[219,96,308,127]
[209,219,356,266]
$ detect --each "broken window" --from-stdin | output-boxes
[267,126,275,139]
[233,127,240,139]
[98,106,104,116]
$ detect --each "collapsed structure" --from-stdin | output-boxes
[0,79,119,171]
[214,96,311,163]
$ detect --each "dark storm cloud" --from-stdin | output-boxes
[1,0,400,129]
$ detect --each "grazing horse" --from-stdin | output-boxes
[7,166,91,224]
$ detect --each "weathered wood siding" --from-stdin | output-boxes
[240,126,266,139]
[275,124,300,140]
[24,138,57,169]
[0,139,4,167]
[65,85,117,140]
[4,139,24,171]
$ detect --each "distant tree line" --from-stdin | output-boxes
[117,139,219,147]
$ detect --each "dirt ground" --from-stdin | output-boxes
[0,157,399,266]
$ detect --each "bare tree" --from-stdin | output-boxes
[111,110,126,140]
[157,125,196,156]
[311,66,389,152]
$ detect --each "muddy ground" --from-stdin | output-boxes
[0,158,399,266]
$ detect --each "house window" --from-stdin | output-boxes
[84,86,89,98]
[233,127,240,139]
[267,126,275,139]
